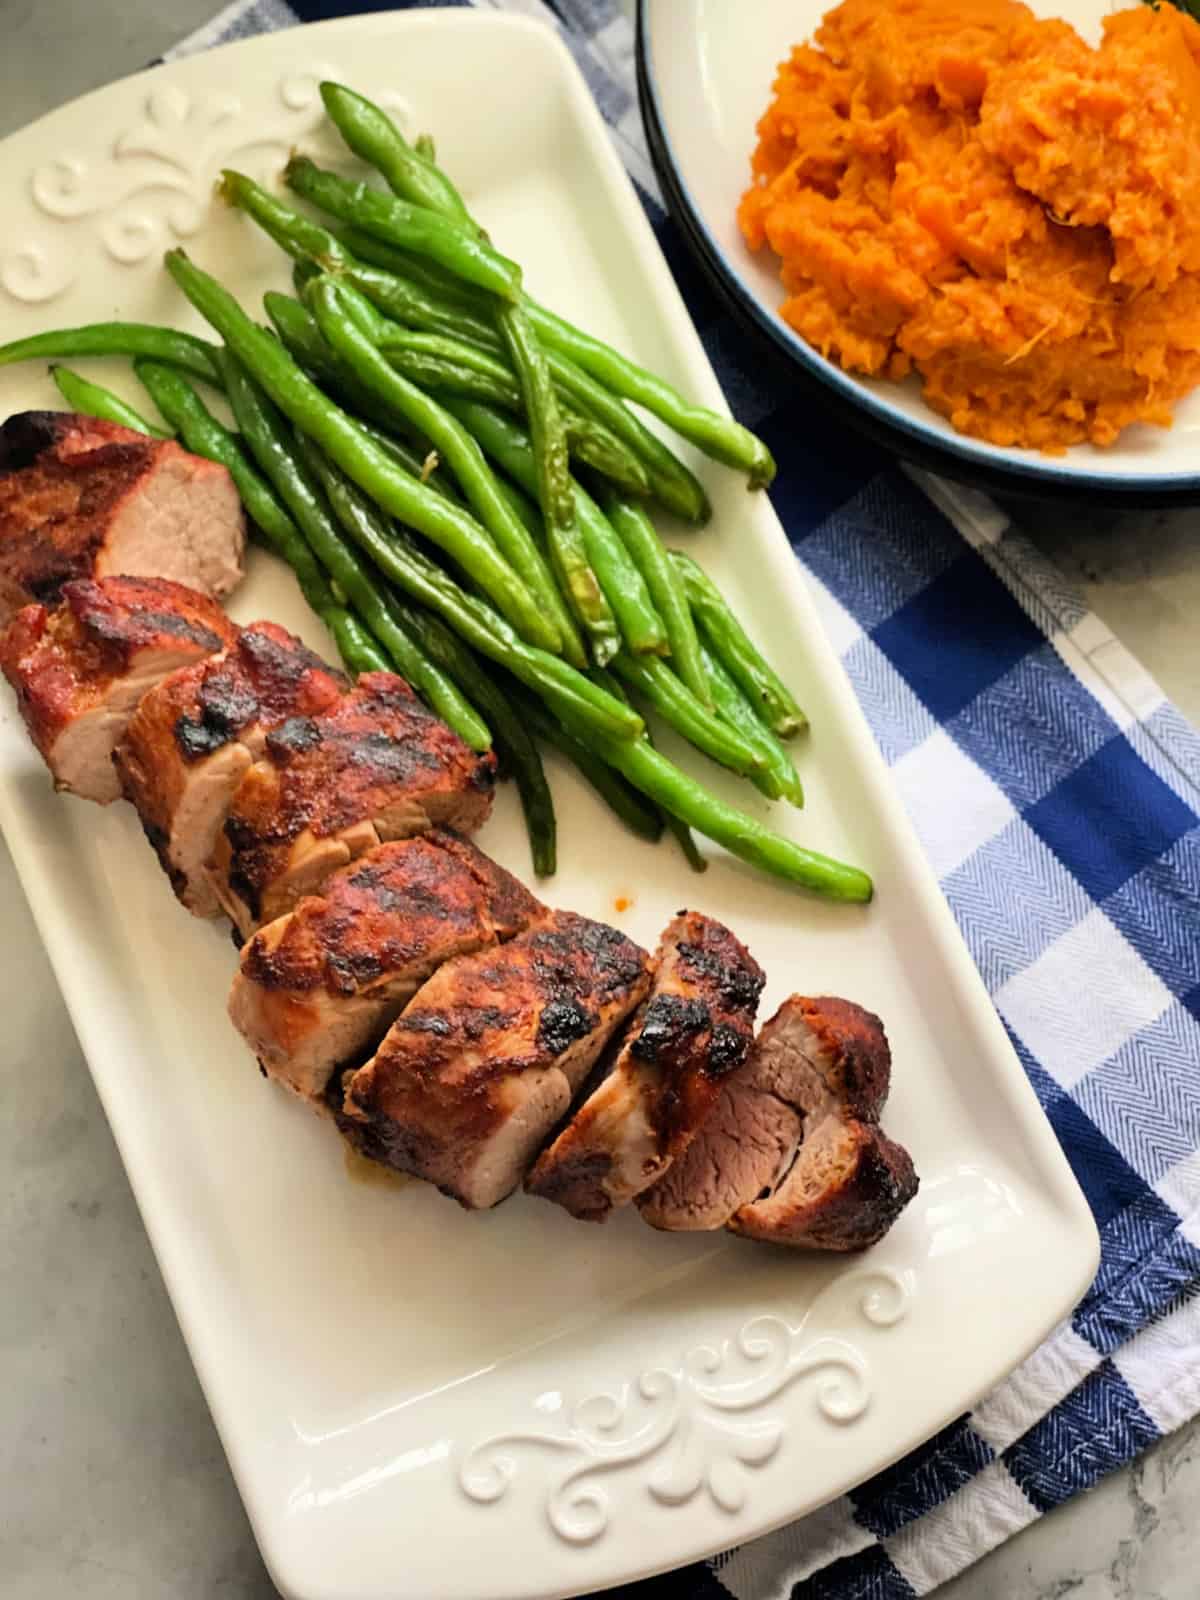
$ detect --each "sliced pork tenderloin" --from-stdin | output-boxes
[526,911,764,1221]
[210,671,497,937]
[432,829,547,942]
[0,411,244,625]
[729,1117,917,1251]
[337,911,652,1209]
[113,622,347,916]
[229,830,546,1104]
[639,995,917,1250]
[0,576,237,803]
[0,412,147,466]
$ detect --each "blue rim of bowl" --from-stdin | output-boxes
[635,0,1200,500]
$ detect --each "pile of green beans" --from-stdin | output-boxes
[0,81,871,903]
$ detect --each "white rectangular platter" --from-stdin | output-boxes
[0,12,1099,1600]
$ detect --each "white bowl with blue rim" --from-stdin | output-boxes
[637,0,1200,503]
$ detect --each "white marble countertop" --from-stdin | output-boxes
[2,3,1198,1597]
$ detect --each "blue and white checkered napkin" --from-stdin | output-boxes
[172,1,1200,1594]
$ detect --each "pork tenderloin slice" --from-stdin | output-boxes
[639,995,914,1248]
[0,412,245,625]
[0,411,147,469]
[229,830,545,1103]
[430,827,548,940]
[113,622,347,916]
[729,1117,918,1251]
[209,672,497,937]
[0,576,236,803]
[526,910,764,1221]
[337,910,652,1209]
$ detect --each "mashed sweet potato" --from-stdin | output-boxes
[738,0,1200,450]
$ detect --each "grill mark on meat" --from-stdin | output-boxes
[671,926,765,1011]
[0,411,145,470]
[340,911,650,1208]
[526,912,764,1222]
[0,412,245,626]
[1,443,178,600]
[174,702,254,758]
[236,626,339,695]
[630,994,712,1064]
[226,832,547,1107]
[0,576,238,805]
[537,997,600,1055]
[84,604,225,655]
[265,715,324,759]
[708,1021,752,1076]
[527,916,649,1005]
[214,674,499,931]
[397,1012,454,1037]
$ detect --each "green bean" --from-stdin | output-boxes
[443,398,665,663]
[701,642,804,807]
[600,494,709,702]
[671,550,807,738]
[216,349,491,750]
[514,691,663,844]
[264,290,408,436]
[523,299,775,487]
[564,415,652,497]
[221,168,349,267]
[317,272,396,347]
[166,249,556,654]
[467,472,587,668]
[378,326,514,382]
[297,436,641,742]
[375,327,650,493]
[337,226,499,323]
[50,365,171,437]
[221,168,500,348]
[357,420,463,506]
[133,358,383,672]
[342,244,689,511]
[285,157,522,303]
[546,349,709,524]
[574,485,666,656]
[316,94,572,538]
[383,342,520,410]
[269,288,460,495]
[265,291,341,376]
[463,398,664,655]
[320,82,472,225]
[292,257,320,298]
[662,805,708,872]
[342,250,503,347]
[588,666,707,870]
[326,612,391,676]
[442,397,615,663]
[304,275,569,656]
[557,710,870,900]
[611,653,761,777]
[0,322,220,382]
[497,302,573,532]
[348,256,669,505]
[393,605,556,876]
[313,86,769,486]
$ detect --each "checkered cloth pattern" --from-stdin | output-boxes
[169,2,1200,1594]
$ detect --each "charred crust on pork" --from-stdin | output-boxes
[537,997,600,1055]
